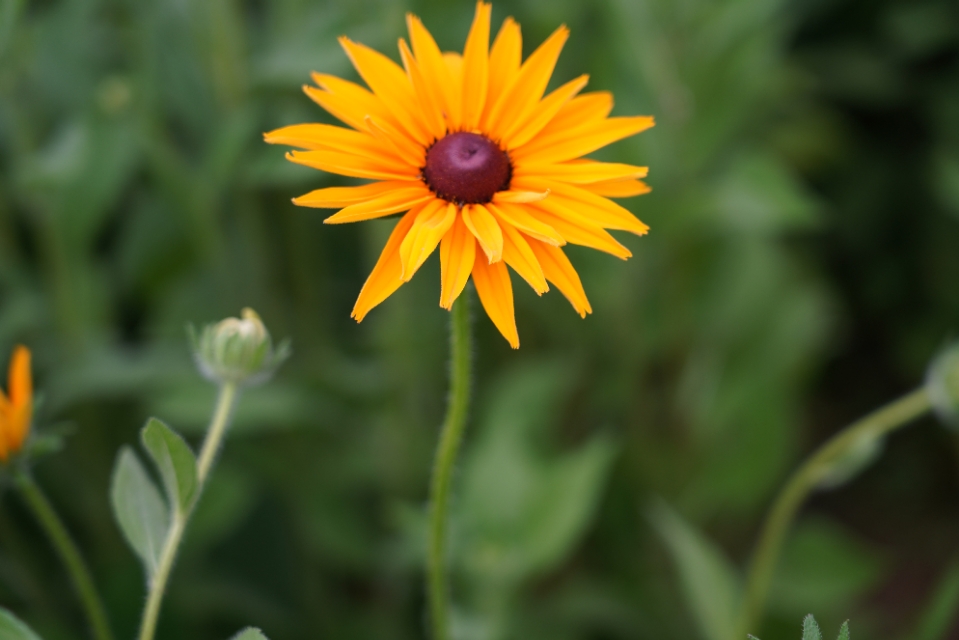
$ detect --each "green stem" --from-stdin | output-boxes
[427,293,473,640]
[15,471,114,640]
[137,382,239,640]
[738,387,932,638]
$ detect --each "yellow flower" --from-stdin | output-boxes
[0,346,33,463]
[266,3,653,348]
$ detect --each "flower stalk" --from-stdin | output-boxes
[427,292,473,640]
[15,471,114,640]
[137,381,238,640]
[738,387,932,638]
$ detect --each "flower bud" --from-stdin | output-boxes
[926,342,959,427]
[191,308,289,386]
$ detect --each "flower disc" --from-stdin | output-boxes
[423,132,511,204]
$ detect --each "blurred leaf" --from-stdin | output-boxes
[803,614,823,640]
[142,417,198,512]
[714,151,820,235]
[230,628,268,640]
[648,500,741,640]
[934,153,959,220]
[911,558,959,640]
[188,462,257,550]
[772,518,883,616]
[458,361,617,584]
[0,608,42,640]
[111,446,169,576]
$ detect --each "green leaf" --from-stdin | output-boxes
[803,614,823,640]
[836,621,850,640]
[141,417,197,512]
[647,500,741,640]
[0,608,42,640]
[110,446,169,575]
[230,628,268,640]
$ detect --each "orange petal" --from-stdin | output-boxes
[482,17,522,129]
[501,223,548,294]
[365,115,426,167]
[461,3,491,130]
[286,149,419,181]
[304,78,393,133]
[461,203,503,263]
[472,251,519,348]
[492,189,550,204]
[407,13,461,129]
[7,401,31,453]
[503,74,589,149]
[530,205,632,258]
[337,37,432,145]
[399,200,457,280]
[514,159,648,183]
[8,346,31,407]
[293,182,413,208]
[439,215,477,309]
[263,123,395,159]
[513,177,650,235]
[443,52,464,123]
[322,187,435,224]
[352,210,419,322]
[398,38,447,139]
[6,345,32,452]
[584,178,652,198]
[528,240,592,317]
[487,202,565,246]
[535,91,613,137]
[513,116,655,165]
[485,25,569,141]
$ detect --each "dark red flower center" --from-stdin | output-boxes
[422,132,511,204]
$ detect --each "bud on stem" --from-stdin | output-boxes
[190,308,290,386]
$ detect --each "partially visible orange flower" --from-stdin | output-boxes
[0,346,33,463]
[267,3,654,347]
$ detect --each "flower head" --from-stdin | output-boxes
[266,3,654,347]
[192,308,289,386]
[0,346,33,463]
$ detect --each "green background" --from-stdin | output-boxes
[1,0,959,638]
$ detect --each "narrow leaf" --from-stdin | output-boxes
[110,447,169,576]
[647,500,741,640]
[141,417,198,512]
[836,621,850,640]
[231,628,269,640]
[803,614,823,640]
[0,607,43,640]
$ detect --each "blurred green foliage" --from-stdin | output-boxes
[0,0,958,639]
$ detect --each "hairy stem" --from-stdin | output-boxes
[738,387,931,637]
[16,472,114,640]
[427,293,473,640]
[138,382,239,640]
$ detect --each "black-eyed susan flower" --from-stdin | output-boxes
[266,2,654,348]
[0,346,32,462]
